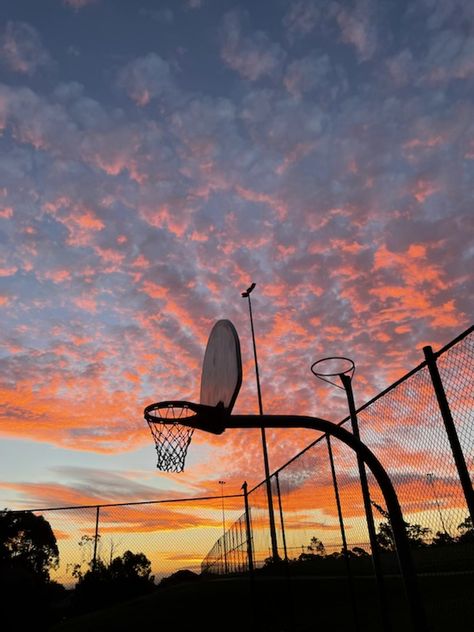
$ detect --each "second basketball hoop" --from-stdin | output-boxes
[310,356,355,389]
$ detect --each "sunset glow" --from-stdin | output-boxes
[0,0,472,580]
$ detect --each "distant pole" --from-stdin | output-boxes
[242,481,254,573]
[219,480,228,573]
[92,505,100,571]
[241,283,279,562]
[426,473,448,535]
[275,472,288,562]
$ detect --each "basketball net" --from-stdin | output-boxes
[146,404,196,473]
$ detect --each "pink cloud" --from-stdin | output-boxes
[63,0,97,9]
[220,10,286,81]
[412,178,441,203]
[0,22,52,75]
[283,0,320,42]
[73,294,98,312]
[284,55,330,97]
[0,263,18,277]
[117,53,173,106]
[235,186,288,220]
[335,0,377,61]
[43,269,72,284]
[75,211,105,231]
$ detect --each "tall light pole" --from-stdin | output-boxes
[426,473,448,535]
[241,282,279,562]
[219,480,228,573]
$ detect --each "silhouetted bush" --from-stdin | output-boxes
[159,569,199,588]
[72,550,155,613]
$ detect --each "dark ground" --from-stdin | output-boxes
[49,570,474,632]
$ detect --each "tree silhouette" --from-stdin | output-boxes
[0,510,59,580]
[371,501,431,551]
[73,549,155,612]
[0,510,64,630]
[109,549,153,581]
[297,536,326,561]
[457,516,474,544]
[430,531,456,546]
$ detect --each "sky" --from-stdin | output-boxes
[0,0,473,566]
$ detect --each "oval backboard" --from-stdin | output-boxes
[200,319,242,412]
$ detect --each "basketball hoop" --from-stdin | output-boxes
[145,400,228,472]
[310,356,355,390]
[144,320,242,473]
[145,402,197,473]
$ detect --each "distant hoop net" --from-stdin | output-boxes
[311,356,355,389]
[145,402,197,473]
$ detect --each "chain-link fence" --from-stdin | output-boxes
[238,326,473,572]
[7,495,245,588]
[201,511,250,574]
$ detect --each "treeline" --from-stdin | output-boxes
[261,514,474,570]
[0,510,156,629]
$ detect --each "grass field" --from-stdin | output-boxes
[50,571,474,632]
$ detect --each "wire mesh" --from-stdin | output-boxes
[245,481,273,567]
[14,495,245,587]
[201,512,250,574]
[270,440,348,562]
[354,363,471,550]
[437,332,474,484]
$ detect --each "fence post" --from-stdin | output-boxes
[340,374,392,632]
[92,505,100,571]
[423,345,474,526]
[326,435,360,632]
[275,472,288,562]
[242,481,254,573]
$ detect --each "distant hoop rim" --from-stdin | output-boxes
[310,356,355,378]
[311,356,355,389]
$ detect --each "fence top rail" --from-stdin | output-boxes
[436,323,473,356]
[249,323,473,493]
[5,492,244,514]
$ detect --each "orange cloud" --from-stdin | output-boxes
[0,206,13,218]
[235,185,288,220]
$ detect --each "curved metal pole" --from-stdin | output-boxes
[215,414,430,632]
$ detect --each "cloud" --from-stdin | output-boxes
[282,0,321,43]
[62,0,97,9]
[334,0,378,61]
[284,53,331,97]
[422,0,474,31]
[220,10,287,81]
[424,29,474,82]
[185,0,203,9]
[0,21,53,75]
[117,53,175,106]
